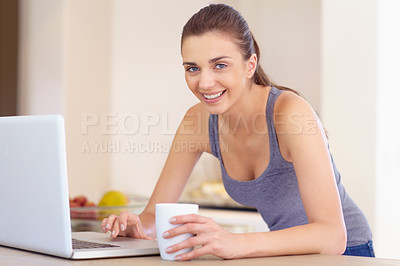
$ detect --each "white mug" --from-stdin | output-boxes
[155,203,199,260]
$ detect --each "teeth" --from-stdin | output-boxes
[203,91,224,100]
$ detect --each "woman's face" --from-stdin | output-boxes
[181,32,256,114]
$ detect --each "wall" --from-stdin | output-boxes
[321,0,377,242]
[18,0,113,202]
[18,0,64,115]
[236,0,321,113]
[321,0,400,259]
[376,0,400,259]
[64,0,113,202]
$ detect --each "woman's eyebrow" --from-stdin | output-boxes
[182,61,197,66]
[209,56,231,63]
[182,56,232,66]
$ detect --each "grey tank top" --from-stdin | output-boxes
[208,87,372,247]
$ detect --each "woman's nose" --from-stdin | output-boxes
[198,70,216,90]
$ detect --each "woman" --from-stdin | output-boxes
[102,4,373,260]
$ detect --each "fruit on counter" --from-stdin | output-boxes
[70,195,97,207]
[69,197,80,208]
[70,195,97,220]
[71,195,88,206]
[69,192,130,220]
[98,190,129,207]
[84,201,96,207]
[98,190,129,220]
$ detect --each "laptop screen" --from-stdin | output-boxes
[0,115,73,258]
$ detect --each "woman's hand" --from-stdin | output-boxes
[163,214,242,260]
[101,211,152,240]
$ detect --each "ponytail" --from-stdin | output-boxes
[251,33,270,87]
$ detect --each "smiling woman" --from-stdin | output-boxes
[101,3,373,260]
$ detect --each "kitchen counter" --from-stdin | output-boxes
[1,246,400,266]
[198,208,269,233]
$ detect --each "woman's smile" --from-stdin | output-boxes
[200,90,226,103]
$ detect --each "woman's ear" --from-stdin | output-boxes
[246,54,258,79]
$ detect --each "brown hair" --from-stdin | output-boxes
[181,3,299,95]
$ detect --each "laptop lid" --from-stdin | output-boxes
[0,115,73,258]
[0,115,159,259]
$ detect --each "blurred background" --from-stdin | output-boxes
[1,0,399,259]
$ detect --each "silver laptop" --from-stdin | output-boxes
[0,115,159,259]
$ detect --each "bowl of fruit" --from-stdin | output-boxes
[70,191,148,232]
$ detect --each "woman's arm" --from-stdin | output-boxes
[102,103,209,239]
[240,92,347,256]
[164,92,347,260]
[138,121,203,238]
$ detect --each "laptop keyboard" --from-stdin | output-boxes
[72,238,120,249]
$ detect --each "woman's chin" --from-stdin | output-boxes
[204,104,227,115]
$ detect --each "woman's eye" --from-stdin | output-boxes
[215,63,227,69]
[186,67,199,72]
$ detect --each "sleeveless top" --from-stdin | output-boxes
[208,86,372,247]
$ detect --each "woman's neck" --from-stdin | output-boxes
[219,84,270,137]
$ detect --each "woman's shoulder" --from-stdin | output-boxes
[274,89,315,115]
[274,89,317,129]
[273,89,321,160]
[182,102,210,127]
[176,103,211,153]
[185,102,209,115]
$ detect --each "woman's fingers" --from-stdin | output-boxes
[102,212,152,240]
[118,211,135,232]
[162,215,237,260]
[135,222,153,240]
[165,234,204,254]
[170,214,209,225]
[164,214,213,238]
[175,246,211,261]
[125,213,152,240]
[122,212,151,239]
[164,222,205,238]
[110,219,120,238]
[101,214,118,233]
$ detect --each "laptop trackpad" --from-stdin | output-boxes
[71,232,159,259]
